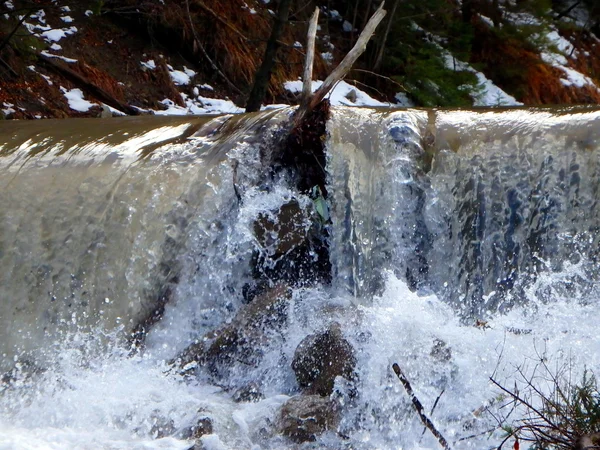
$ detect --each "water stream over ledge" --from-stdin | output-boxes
[2,106,600,449]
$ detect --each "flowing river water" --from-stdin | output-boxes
[1,107,600,449]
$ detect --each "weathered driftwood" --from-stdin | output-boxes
[294,1,386,126]
[38,54,140,116]
[299,7,320,112]
[392,363,452,450]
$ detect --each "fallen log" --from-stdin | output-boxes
[38,53,141,116]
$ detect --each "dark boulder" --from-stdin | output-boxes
[170,283,291,376]
[291,323,357,397]
[277,394,341,443]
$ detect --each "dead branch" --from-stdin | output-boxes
[293,1,386,127]
[300,7,319,112]
[309,2,386,110]
[392,363,452,450]
[38,54,140,115]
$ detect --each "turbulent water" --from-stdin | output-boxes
[1,106,600,449]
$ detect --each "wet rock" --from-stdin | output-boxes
[292,323,357,397]
[251,198,331,287]
[277,395,341,443]
[171,284,291,375]
[430,338,452,363]
[254,200,312,258]
[190,416,214,439]
[233,382,264,403]
[150,417,176,439]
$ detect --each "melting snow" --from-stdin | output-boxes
[167,65,196,85]
[443,53,523,106]
[141,60,156,70]
[40,51,77,63]
[60,87,96,112]
[41,26,77,43]
[284,80,391,107]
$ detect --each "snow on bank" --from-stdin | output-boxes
[541,29,599,90]
[60,87,95,112]
[443,53,523,106]
[503,10,600,92]
[284,79,393,107]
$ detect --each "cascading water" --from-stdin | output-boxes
[2,106,600,449]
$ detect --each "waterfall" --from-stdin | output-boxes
[2,107,600,449]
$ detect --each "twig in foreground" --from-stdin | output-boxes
[392,363,452,450]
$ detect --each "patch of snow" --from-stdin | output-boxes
[168,67,192,86]
[198,83,214,91]
[40,73,53,86]
[443,53,523,106]
[4,1,14,10]
[342,20,353,32]
[395,92,415,107]
[2,102,15,116]
[85,10,93,16]
[183,66,196,78]
[40,51,77,63]
[474,72,522,106]
[50,43,62,51]
[41,29,67,43]
[41,26,77,43]
[293,41,302,48]
[102,103,126,117]
[31,9,46,23]
[61,16,74,23]
[60,87,96,112]
[321,52,334,63]
[504,11,542,26]
[478,14,495,27]
[539,28,598,90]
[141,60,156,70]
[154,96,245,116]
[61,6,71,12]
[329,10,342,21]
[541,51,567,66]
[546,30,575,56]
[284,79,390,107]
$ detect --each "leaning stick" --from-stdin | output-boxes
[392,363,452,450]
[300,7,320,111]
[294,2,386,126]
[309,1,386,110]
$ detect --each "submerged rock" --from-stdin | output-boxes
[232,382,264,403]
[171,283,291,375]
[292,323,357,397]
[251,198,331,288]
[254,200,312,258]
[277,394,341,443]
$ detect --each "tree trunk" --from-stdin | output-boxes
[245,0,293,112]
[491,0,500,27]
[372,0,400,71]
[462,0,474,23]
